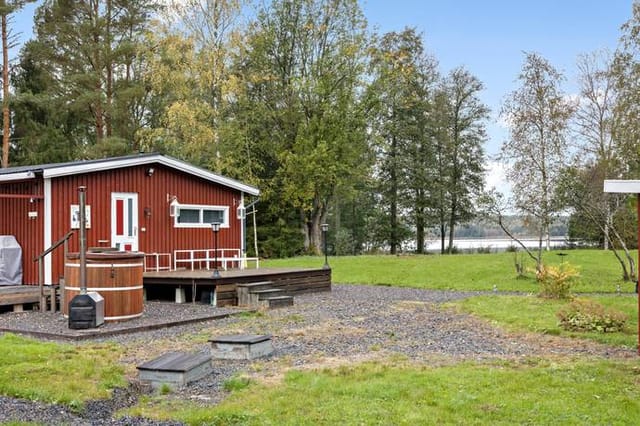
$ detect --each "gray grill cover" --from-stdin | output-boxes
[0,236,23,285]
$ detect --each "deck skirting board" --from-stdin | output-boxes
[143,267,331,306]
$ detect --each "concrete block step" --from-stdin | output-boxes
[209,334,274,360]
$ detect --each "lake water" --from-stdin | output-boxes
[423,237,572,253]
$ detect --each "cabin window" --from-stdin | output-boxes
[174,204,229,228]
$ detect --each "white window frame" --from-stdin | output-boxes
[174,203,230,228]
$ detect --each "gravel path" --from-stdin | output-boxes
[0,284,634,425]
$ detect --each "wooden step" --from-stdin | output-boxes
[247,288,285,307]
[261,295,294,309]
[236,281,274,290]
[237,281,274,306]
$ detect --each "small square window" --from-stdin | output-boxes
[203,210,224,224]
[177,209,200,224]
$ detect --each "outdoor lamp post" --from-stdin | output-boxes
[321,223,329,269]
[211,222,221,278]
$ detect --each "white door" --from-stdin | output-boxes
[111,192,138,251]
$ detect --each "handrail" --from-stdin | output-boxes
[34,230,75,262]
[33,229,75,312]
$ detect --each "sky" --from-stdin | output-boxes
[361,0,634,191]
[9,0,636,191]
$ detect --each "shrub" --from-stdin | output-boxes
[475,246,492,254]
[223,374,253,392]
[557,299,628,333]
[537,263,579,299]
[159,383,172,395]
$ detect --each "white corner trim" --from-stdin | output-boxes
[603,180,640,194]
[44,178,52,284]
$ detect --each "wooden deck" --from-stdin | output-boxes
[0,285,53,312]
[0,267,331,311]
[143,267,332,306]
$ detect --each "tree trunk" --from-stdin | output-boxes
[389,135,398,255]
[92,0,104,142]
[440,223,446,254]
[415,209,424,254]
[447,197,457,254]
[105,0,113,138]
[536,231,544,273]
[301,210,310,251]
[1,13,9,168]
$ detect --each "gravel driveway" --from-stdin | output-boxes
[0,284,634,425]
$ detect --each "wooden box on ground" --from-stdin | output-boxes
[209,334,274,360]
[137,352,212,389]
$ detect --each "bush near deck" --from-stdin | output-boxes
[264,249,636,293]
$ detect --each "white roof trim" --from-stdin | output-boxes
[41,155,260,196]
[604,180,640,194]
[0,171,35,182]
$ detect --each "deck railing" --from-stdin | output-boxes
[172,248,259,272]
[33,229,75,312]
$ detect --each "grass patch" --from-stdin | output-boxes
[0,333,126,410]
[448,294,638,348]
[223,374,253,392]
[122,360,640,425]
[264,249,636,293]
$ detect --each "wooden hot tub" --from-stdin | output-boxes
[63,251,144,322]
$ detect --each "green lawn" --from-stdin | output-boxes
[448,294,638,349]
[264,249,637,293]
[124,360,640,425]
[0,333,125,410]
[3,249,640,424]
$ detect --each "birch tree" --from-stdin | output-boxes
[574,50,620,250]
[500,52,575,271]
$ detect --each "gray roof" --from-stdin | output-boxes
[0,153,260,196]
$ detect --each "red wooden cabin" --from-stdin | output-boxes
[0,153,260,285]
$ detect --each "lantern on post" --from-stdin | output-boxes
[211,222,221,278]
[321,223,329,269]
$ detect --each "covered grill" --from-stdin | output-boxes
[0,235,23,285]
